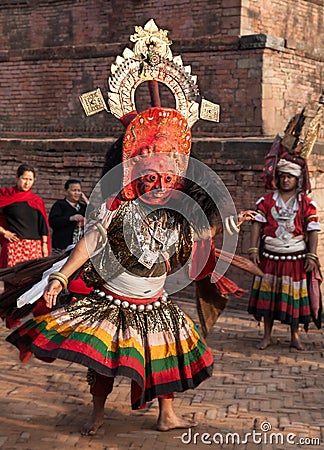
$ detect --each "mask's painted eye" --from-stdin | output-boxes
[165,175,173,183]
[148,174,157,182]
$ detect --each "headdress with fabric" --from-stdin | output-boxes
[80,19,220,205]
[262,92,324,193]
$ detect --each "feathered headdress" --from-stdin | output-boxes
[263,92,324,193]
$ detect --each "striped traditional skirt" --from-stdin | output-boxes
[7,290,213,409]
[248,251,311,326]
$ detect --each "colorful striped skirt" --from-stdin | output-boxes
[248,252,311,326]
[7,291,213,409]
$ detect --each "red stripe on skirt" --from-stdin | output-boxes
[30,333,145,373]
[259,254,306,280]
[145,353,214,389]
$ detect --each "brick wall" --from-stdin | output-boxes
[0,39,264,138]
[261,49,323,136]
[0,138,108,201]
[0,1,322,139]
[0,0,236,49]
[4,0,322,55]
[241,0,323,57]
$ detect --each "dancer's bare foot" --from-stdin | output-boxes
[80,395,106,436]
[157,415,198,432]
[157,397,198,432]
[290,338,304,351]
[81,413,104,436]
[290,326,304,350]
[257,338,272,350]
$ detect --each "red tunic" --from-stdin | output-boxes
[255,191,319,238]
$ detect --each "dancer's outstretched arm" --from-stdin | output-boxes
[43,228,99,308]
[193,210,256,241]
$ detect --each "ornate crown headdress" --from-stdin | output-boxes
[79,19,220,127]
[280,91,324,158]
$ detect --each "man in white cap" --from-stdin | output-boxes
[248,154,321,350]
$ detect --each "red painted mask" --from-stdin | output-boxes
[132,154,181,205]
[121,107,191,201]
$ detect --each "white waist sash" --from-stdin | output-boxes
[264,235,306,254]
[104,271,166,299]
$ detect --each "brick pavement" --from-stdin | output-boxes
[0,300,323,450]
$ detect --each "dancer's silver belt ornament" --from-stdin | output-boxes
[93,289,169,312]
[262,252,306,261]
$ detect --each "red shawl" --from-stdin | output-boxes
[190,239,245,336]
[190,239,245,297]
[0,186,51,257]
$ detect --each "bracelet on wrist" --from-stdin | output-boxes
[224,216,240,236]
[95,222,107,243]
[224,217,233,235]
[306,253,318,261]
[306,252,318,258]
[247,247,259,255]
[229,215,240,233]
[48,272,68,289]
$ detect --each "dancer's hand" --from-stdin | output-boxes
[237,210,257,227]
[43,280,62,308]
[249,252,260,266]
[304,257,319,273]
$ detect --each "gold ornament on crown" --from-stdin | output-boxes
[130,19,173,60]
[79,88,108,117]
